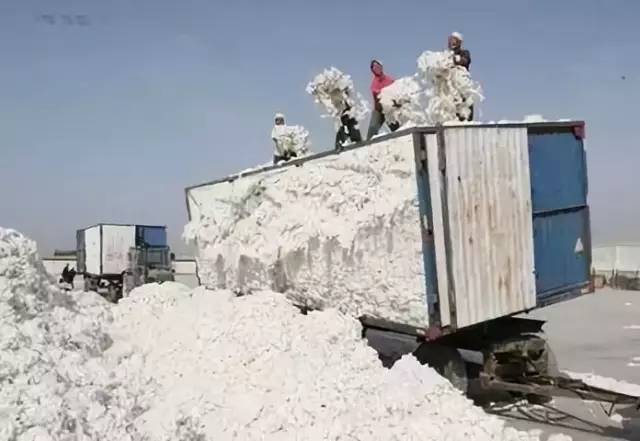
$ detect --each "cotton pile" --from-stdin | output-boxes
[306,67,369,127]
[417,50,483,123]
[378,76,426,127]
[115,283,552,441]
[0,227,152,441]
[372,50,484,127]
[1,227,573,440]
[183,135,431,327]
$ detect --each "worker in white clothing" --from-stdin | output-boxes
[271,113,298,165]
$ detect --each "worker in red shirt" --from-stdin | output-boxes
[366,60,399,140]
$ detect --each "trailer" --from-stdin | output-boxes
[183,122,638,408]
[76,223,174,301]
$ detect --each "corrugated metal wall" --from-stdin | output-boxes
[435,127,536,329]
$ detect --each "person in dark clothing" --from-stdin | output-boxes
[59,264,76,290]
[61,264,70,284]
[335,104,362,150]
[448,32,471,70]
[448,32,474,121]
[68,267,76,289]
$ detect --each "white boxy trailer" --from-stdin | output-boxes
[78,224,136,277]
[77,223,173,301]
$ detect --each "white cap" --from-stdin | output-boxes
[451,31,463,41]
[274,112,285,120]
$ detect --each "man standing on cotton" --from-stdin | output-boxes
[448,31,471,70]
[271,113,297,165]
[448,32,474,121]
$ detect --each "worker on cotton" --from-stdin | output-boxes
[271,113,311,165]
[306,67,368,149]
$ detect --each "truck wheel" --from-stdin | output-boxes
[526,341,559,405]
[106,284,120,303]
[413,343,468,393]
[84,276,97,292]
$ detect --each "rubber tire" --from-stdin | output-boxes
[545,343,560,377]
[413,343,468,393]
[106,284,120,303]
[526,341,558,405]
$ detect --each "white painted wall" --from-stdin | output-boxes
[173,260,197,274]
[592,245,640,273]
[42,258,76,278]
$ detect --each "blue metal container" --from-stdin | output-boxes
[135,225,168,248]
[528,124,590,304]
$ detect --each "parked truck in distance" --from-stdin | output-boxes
[76,223,175,302]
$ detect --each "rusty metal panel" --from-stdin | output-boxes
[437,127,536,329]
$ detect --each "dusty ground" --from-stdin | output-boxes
[500,288,640,440]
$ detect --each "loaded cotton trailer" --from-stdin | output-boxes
[77,223,173,301]
[185,122,593,393]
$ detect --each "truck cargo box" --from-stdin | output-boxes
[185,122,590,333]
[77,223,168,276]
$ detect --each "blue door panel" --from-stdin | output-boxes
[533,208,590,299]
[528,132,587,213]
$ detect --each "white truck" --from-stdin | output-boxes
[76,223,174,302]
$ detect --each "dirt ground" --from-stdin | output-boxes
[501,288,640,440]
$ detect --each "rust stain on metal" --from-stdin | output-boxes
[437,127,537,328]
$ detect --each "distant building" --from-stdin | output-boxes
[53,249,77,258]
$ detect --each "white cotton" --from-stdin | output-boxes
[547,435,573,441]
[2,226,570,441]
[115,285,550,441]
[306,67,370,128]
[0,227,154,441]
[610,413,624,423]
[271,124,311,157]
[417,50,483,124]
[523,114,546,122]
[182,136,431,327]
[378,76,428,127]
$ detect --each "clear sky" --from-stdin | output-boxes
[1,0,638,255]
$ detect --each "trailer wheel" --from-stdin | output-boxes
[105,283,121,303]
[413,343,468,393]
[526,341,559,405]
[84,276,97,292]
[545,343,560,377]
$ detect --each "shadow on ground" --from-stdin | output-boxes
[473,387,640,441]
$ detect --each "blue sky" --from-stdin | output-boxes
[1,0,638,255]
